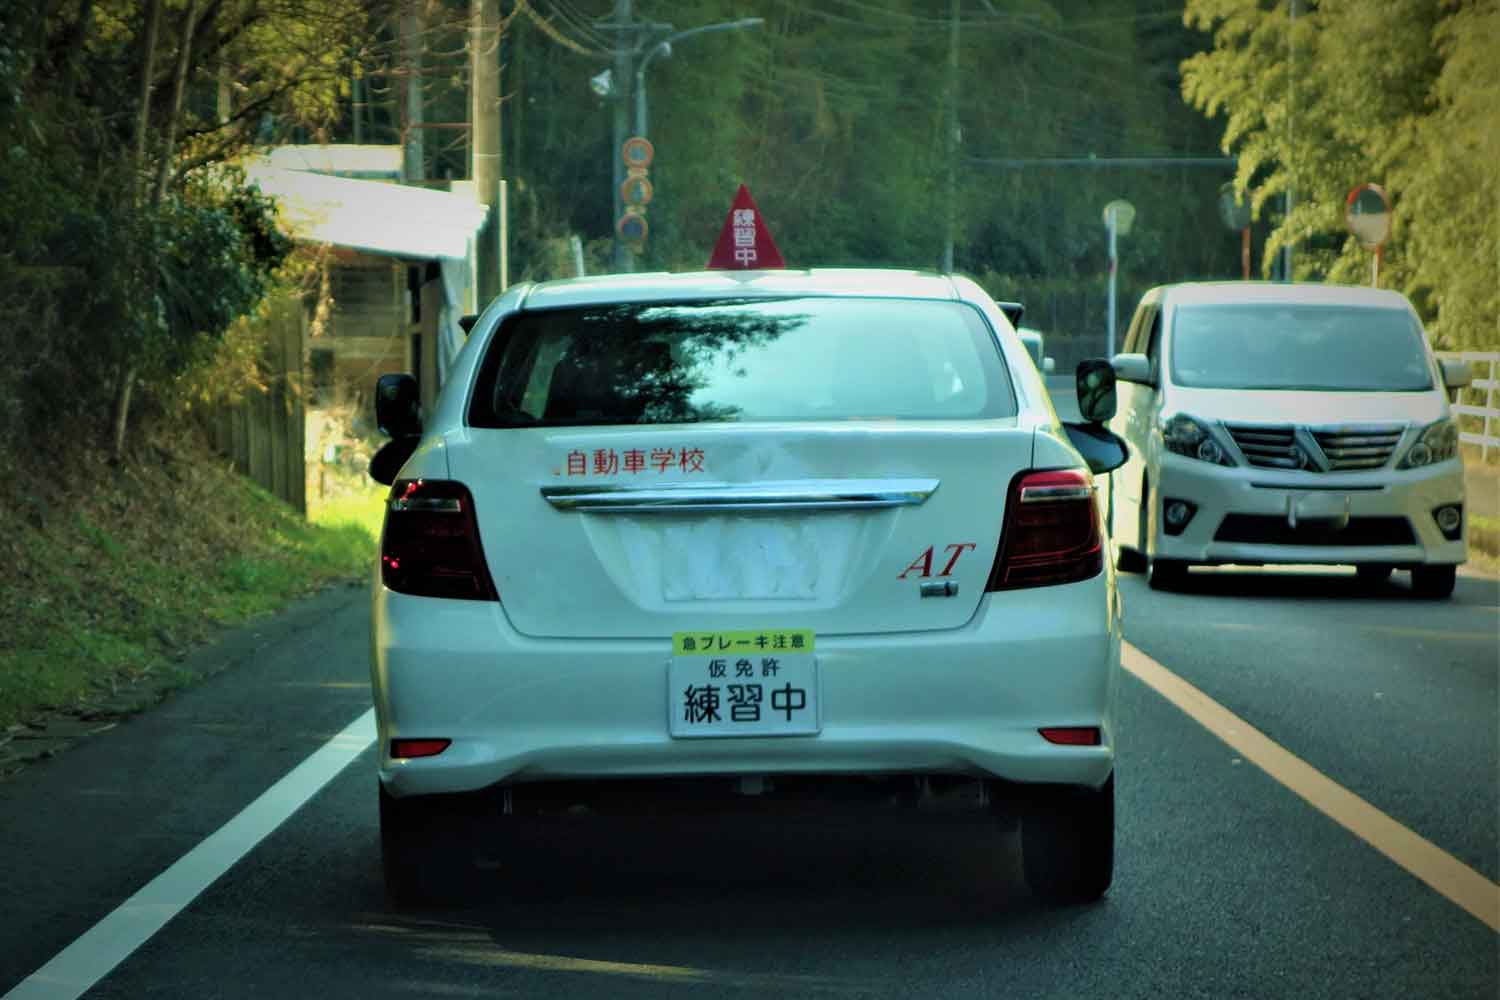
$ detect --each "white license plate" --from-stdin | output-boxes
[668,630,820,738]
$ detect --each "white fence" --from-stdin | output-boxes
[1438,351,1500,460]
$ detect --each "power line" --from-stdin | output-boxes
[544,0,614,50]
[514,0,609,57]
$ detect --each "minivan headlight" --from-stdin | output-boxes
[1398,418,1459,469]
[1160,414,1235,466]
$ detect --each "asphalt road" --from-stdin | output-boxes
[1,384,1495,999]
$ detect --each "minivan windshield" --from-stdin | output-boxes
[1169,303,1434,392]
[469,297,1015,427]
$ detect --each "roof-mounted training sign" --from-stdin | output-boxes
[706,184,785,270]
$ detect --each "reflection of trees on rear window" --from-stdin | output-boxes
[469,298,1014,427]
[1169,304,1434,392]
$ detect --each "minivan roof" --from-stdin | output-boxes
[1155,281,1413,310]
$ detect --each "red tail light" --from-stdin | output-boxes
[987,469,1103,590]
[381,479,498,601]
[390,738,451,759]
[1039,727,1102,746]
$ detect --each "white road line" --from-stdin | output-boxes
[4,709,376,1000]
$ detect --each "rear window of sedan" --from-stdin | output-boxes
[467,297,1016,427]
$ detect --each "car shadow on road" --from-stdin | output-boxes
[1129,567,1500,606]
[341,810,1113,995]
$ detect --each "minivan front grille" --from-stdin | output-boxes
[1311,426,1404,471]
[1214,514,1416,547]
[1224,424,1301,469]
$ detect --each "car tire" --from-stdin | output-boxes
[1147,558,1187,591]
[1115,545,1147,574]
[1356,564,1393,585]
[1119,477,1154,575]
[1410,565,1457,600]
[1022,774,1115,904]
[379,783,476,907]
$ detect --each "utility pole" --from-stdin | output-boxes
[400,0,424,184]
[471,0,502,305]
[611,0,634,272]
[942,0,959,273]
[1283,0,1298,281]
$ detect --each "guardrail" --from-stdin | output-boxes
[1438,351,1500,461]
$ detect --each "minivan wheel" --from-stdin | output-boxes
[1148,558,1187,591]
[1410,565,1456,600]
[380,783,476,907]
[1022,774,1115,904]
[1115,545,1147,574]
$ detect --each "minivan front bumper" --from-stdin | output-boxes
[1148,454,1466,566]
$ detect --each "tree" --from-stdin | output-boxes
[0,0,384,460]
[1182,0,1498,349]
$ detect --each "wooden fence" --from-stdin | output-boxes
[206,298,307,514]
[1437,351,1500,461]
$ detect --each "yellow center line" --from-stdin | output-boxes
[1122,642,1500,932]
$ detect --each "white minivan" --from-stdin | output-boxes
[1107,282,1471,597]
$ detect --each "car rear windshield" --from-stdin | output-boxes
[467,296,1015,427]
[1169,303,1434,392]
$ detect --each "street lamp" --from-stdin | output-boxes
[1103,199,1135,358]
[634,18,764,138]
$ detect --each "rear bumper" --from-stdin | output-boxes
[371,574,1121,800]
[1149,454,1466,566]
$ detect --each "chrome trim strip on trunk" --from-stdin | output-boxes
[540,478,940,513]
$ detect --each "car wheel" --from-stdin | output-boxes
[1356,564,1393,585]
[1147,558,1187,591]
[379,783,476,907]
[1410,565,1456,600]
[1022,773,1114,904]
[1116,478,1150,574]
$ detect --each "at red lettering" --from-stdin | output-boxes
[897,547,934,579]
[939,542,976,576]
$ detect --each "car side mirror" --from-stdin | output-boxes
[375,373,422,439]
[1111,353,1153,386]
[1062,422,1129,476]
[369,437,419,486]
[458,313,479,334]
[1075,358,1118,423]
[997,301,1025,329]
[1440,358,1472,390]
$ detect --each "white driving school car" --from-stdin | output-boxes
[1107,282,1471,596]
[367,268,1129,906]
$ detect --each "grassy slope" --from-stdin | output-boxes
[0,426,386,732]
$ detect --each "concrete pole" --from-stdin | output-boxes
[471,0,502,305]
[1107,211,1118,357]
[942,0,959,273]
[400,0,424,185]
[1282,0,1298,281]
[611,0,634,272]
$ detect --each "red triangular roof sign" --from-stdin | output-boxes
[706,185,785,270]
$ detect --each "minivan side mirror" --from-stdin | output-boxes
[997,301,1025,329]
[1075,358,1118,423]
[375,373,422,439]
[1440,358,1472,391]
[1111,352,1153,386]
